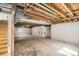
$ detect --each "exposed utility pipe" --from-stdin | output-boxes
[24,4,55,21]
[0,4,25,20]
[0,4,12,13]
[34,3,54,13]
[0,4,24,13]
[24,4,59,21]
[42,3,66,18]
[0,4,52,24]
[24,3,60,20]
[0,7,11,13]
[0,4,12,9]
[15,18,51,25]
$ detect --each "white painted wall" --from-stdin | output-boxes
[32,26,50,37]
[15,27,32,40]
[0,12,11,20]
[43,27,51,37]
[51,22,79,44]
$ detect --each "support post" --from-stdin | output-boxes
[11,4,16,56]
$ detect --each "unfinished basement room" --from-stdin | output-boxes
[0,3,79,56]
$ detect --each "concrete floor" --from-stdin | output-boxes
[14,37,79,56]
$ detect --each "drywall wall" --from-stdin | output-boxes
[15,27,32,40]
[51,22,79,44]
[32,26,50,37]
[0,12,11,20]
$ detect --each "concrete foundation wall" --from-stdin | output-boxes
[15,27,32,40]
[32,26,50,37]
[51,22,79,44]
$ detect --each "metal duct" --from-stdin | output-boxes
[15,18,51,25]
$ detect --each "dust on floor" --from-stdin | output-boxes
[14,37,79,56]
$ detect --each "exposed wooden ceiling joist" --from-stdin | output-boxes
[27,7,58,21]
[25,12,49,21]
[24,6,54,21]
[63,15,79,20]
[43,3,67,18]
[26,11,53,21]
[17,3,59,21]
[16,3,79,23]
[61,3,74,17]
[24,3,60,20]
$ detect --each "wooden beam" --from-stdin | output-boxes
[43,3,66,18]
[17,4,59,22]
[11,4,16,56]
[65,9,79,16]
[63,15,79,20]
[28,10,52,20]
[32,6,60,20]
[24,4,60,20]
[29,7,57,21]
[61,3,73,17]
[27,16,44,20]
[26,12,48,20]
[17,4,59,21]
[26,11,53,21]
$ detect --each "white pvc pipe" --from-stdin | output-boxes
[34,3,53,13]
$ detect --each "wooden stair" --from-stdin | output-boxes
[0,20,8,56]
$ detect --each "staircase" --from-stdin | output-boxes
[0,20,8,56]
